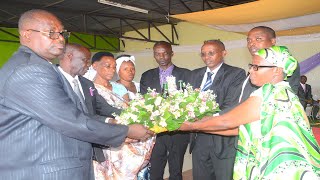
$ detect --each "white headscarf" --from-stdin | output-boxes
[116,55,136,74]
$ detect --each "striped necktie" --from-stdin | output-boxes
[202,72,213,91]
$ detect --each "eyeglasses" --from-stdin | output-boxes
[200,51,216,57]
[248,64,276,71]
[27,29,70,39]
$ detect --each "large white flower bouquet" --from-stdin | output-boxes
[114,76,220,133]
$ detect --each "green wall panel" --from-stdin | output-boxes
[0,27,119,67]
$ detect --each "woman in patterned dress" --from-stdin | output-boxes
[180,46,320,179]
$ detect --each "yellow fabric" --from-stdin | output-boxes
[172,0,320,25]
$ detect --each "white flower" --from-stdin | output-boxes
[199,106,207,113]
[188,111,195,118]
[154,96,162,106]
[131,114,138,122]
[145,104,154,112]
[159,117,167,127]
[166,76,177,94]
[173,111,181,119]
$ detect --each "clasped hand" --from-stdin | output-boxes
[127,124,154,141]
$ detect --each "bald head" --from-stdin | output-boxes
[59,43,91,77]
[18,9,66,61]
[18,9,61,33]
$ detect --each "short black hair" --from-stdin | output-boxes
[153,41,172,50]
[251,26,276,38]
[91,52,114,63]
[203,39,225,50]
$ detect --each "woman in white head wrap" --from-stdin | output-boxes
[116,54,140,100]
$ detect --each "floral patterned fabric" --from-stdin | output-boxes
[233,81,320,180]
[93,82,155,180]
[94,82,127,109]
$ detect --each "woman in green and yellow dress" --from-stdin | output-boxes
[180,46,320,179]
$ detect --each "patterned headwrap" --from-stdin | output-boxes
[255,46,297,80]
[116,55,136,74]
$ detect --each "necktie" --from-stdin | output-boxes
[202,72,213,91]
[72,79,88,113]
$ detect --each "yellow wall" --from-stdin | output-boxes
[121,21,320,98]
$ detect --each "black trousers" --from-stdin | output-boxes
[192,135,235,180]
[149,132,189,180]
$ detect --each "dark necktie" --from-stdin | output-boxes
[202,72,213,91]
[72,79,88,113]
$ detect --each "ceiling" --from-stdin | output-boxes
[0,0,255,42]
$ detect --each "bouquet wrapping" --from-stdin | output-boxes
[114,76,220,133]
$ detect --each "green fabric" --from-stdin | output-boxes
[233,82,320,180]
[255,46,297,80]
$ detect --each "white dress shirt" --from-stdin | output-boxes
[200,62,223,90]
[58,66,85,99]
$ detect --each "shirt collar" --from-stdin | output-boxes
[58,66,79,83]
[206,62,223,74]
[159,64,174,74]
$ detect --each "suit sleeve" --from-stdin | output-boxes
[219,69,247,115]
[95,93,121,117]
[288,63,300,95]
[4,64,128,147]
[140,72,148,94]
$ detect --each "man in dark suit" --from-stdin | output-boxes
[58,43,122,163]
[189,40,246,180]
[240,26,300,103]
[297,75,313,109]
[140,41,190,180]
[0,9,152,180]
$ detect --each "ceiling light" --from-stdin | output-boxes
[98,0,149,14]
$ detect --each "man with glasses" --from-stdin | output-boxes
[0,9,153,180]
[140,41,190,180]
[240,26,300,103]
[188,39,246,180]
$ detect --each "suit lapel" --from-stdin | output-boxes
[210,64,225,92]
[79,76,94,115]
[196,68,207,88]
[52,65,85,113]
[152,68,161,93]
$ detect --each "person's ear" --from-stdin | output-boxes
[67,53,73,61]
[92,62,98,70]
[271,38,276,46]
[171,51,174,57]
[222,50,227,57]
[21,30,31,42]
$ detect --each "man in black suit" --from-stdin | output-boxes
[240,26,300,103]
[189,40,246,180]
[58,43,121,163]
[297,75,313,110]
[140,41,190,180]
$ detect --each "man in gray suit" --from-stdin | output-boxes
[189,40,246,180]
[0,9,152,180]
